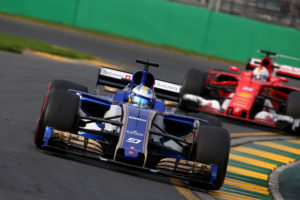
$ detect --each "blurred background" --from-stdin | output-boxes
[172,0,300,29]
[1,0,299,66]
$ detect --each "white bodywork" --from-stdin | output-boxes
[99,67,181,93]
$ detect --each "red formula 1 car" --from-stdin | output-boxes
[179,50,300,133]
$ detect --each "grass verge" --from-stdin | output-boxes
[0,32,95,60]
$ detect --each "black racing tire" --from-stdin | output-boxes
[180,68,207,98]
[286,92,300,134]
[286,92,300,119]
[34,89,80,148]
[50,79,88,93]
[189,126,230,190]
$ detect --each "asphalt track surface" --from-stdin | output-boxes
[1,16,300,199]
[1,51,190,200]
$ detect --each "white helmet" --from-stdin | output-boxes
[253,67,269,81]
[129,86,154,108]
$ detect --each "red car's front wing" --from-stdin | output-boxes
[197,106,277,128]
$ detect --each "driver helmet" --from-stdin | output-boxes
[129,85,154,108]
[253,67,269,81]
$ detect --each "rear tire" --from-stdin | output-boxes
[50,79,88,93]
[189,126,230,190]
[34,89,80,148]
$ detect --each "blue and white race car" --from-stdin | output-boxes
[34,59,230,190]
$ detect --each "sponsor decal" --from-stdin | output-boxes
[232,102,247,108]
[126,130,144,137]
[242,87,253,92]
[128,116,147,122]
[129,151,135,155]
[100,68,181,93]
[234,100,248,105]
[100,67,181,93]
[154,80,181,93]
[238,92,251,98]
[279,65,300,75]
[126,137,142,144]
[130,146,135,150]
[125,74,132,79]
[100,68,131,80]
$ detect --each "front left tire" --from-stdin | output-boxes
[189,126,230,190]
[50,79,88,93]
[34,89,80,148]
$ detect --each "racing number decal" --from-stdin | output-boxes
[126,138,142,144]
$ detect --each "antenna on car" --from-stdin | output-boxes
[136,59,159,71]
[258,50,277,58]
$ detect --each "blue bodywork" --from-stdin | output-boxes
[41,64,218,187]
[117,104,156,160]
[50,68,208,162]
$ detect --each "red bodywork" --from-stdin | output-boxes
[200,59,300,127]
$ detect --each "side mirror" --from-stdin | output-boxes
[103,86,118,94]
[164,100,178,107]
[229,66,240,73]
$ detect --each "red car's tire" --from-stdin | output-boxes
[34,89,80,148]
[189,126,230,190]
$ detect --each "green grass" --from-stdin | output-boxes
[0,32,95,60]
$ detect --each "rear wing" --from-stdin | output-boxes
[96,67,181,101]
[247,58,300,79]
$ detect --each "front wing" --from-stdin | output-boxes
[41,126,217,186]
[196,106,277,128]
